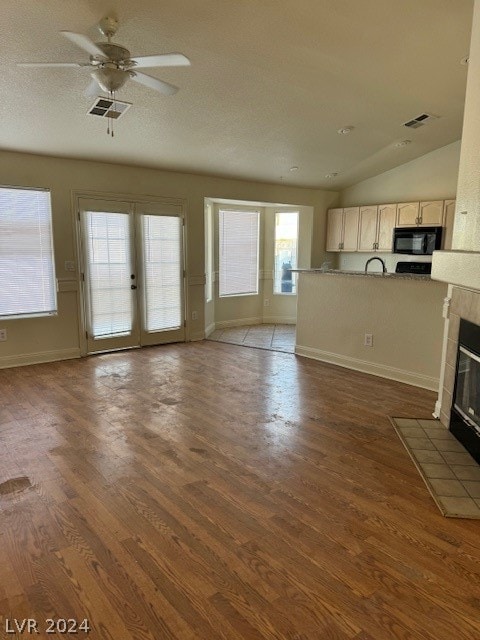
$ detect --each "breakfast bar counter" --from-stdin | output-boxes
[293,269,448,390]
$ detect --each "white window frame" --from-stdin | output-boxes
[273,210,299,296]
[0,185,57,320]
[205,203,213,302]
[218,208,260,298]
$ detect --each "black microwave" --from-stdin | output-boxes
[393,226,443,255]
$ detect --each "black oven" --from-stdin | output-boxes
[393,226,443,255]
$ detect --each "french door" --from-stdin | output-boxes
[79,197,185,354]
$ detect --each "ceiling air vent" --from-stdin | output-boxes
[403,113,438,129]
[87,97,132,120]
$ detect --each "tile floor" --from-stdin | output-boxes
[207,324,295,354]
[391,417,480,518]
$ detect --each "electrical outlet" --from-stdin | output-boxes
[192,311,198,320]
[0,329,7,342]
[264,299,270,307]
[364,333,373,347]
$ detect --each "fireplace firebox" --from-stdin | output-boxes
[450,319,480,464]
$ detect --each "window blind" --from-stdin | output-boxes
[219,210,259,297]
[0,186,57,319]
[84,211,133,339]
[142,215,182,332]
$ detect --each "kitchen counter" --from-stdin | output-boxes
[295,270,448,390]
[292,269,432,281]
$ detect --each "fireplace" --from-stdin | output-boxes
[450,319,480,464]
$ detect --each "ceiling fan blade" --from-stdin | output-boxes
[130,53,191,68]
[17,62,85,68]
[84,78,100,98]
[60,31,106,59]
[131,72,179,95]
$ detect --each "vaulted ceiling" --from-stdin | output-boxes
[1,0,473,188]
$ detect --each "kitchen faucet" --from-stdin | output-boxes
[364,256,387,274]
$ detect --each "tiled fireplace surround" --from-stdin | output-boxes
[439,287,480,428]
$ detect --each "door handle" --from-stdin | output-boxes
[131,284,137,290]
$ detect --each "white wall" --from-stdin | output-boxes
[341,141,460,207]
[296,273,448,390]
[451,0,480,251]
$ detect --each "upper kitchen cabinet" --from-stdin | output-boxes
[419,200,444,226]
[326,207,360,252]
[357,204,396,252]
[342,207,360,251]
[326,208,344,251]
[397,200,445,226]
[396,202,419,226]
[357,206,378,251]
[377,203,397,251]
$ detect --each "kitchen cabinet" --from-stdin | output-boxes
[326,207,359,251]
[419,200,444,226]
[326,208,343,251]
[397,200,444,227]
[357,204,396,252]
[442,199,456,250]
[396,202,419,226]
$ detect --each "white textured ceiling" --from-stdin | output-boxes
[0,0,474,188]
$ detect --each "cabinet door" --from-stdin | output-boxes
[377,204,397,251]
[342,207,360,251]
[442,199,456,250]
[357,206,378,251]
[326,208,344,251]
[419,200,444,226]
[396,202,419,226]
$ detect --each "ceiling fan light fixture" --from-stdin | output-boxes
[91,67,129,93]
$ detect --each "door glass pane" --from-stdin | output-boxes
[84,211,133,339]
[142,215,182,332]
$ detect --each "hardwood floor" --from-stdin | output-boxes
[1,341,479,639]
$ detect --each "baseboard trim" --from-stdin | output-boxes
[0,348,81,370]
[215,317,263,329]
[205,323,216,338]
[295,345,439,391]
[262,316,296,325]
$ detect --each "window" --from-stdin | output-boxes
[142,215,182,332]
[274,211,298,295]
[219,209,259,297]
[0,186,57,319]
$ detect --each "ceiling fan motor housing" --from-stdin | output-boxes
[93,43,131,65]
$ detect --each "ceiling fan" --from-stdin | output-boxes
[17,16,191,98]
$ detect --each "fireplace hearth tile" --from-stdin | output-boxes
[395,418,421,428]
[441,451,478,466]
[431,439,467,453]
[429,479,469,497]
[414,450,445,464]
[436,497,480,518]
[451,465,480,482]
[399,427,427,438]
[405,437,436,451]
[390,417,480,519]
[423,427,452,440]
[463,481,480,498]
[419,463,456,479]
